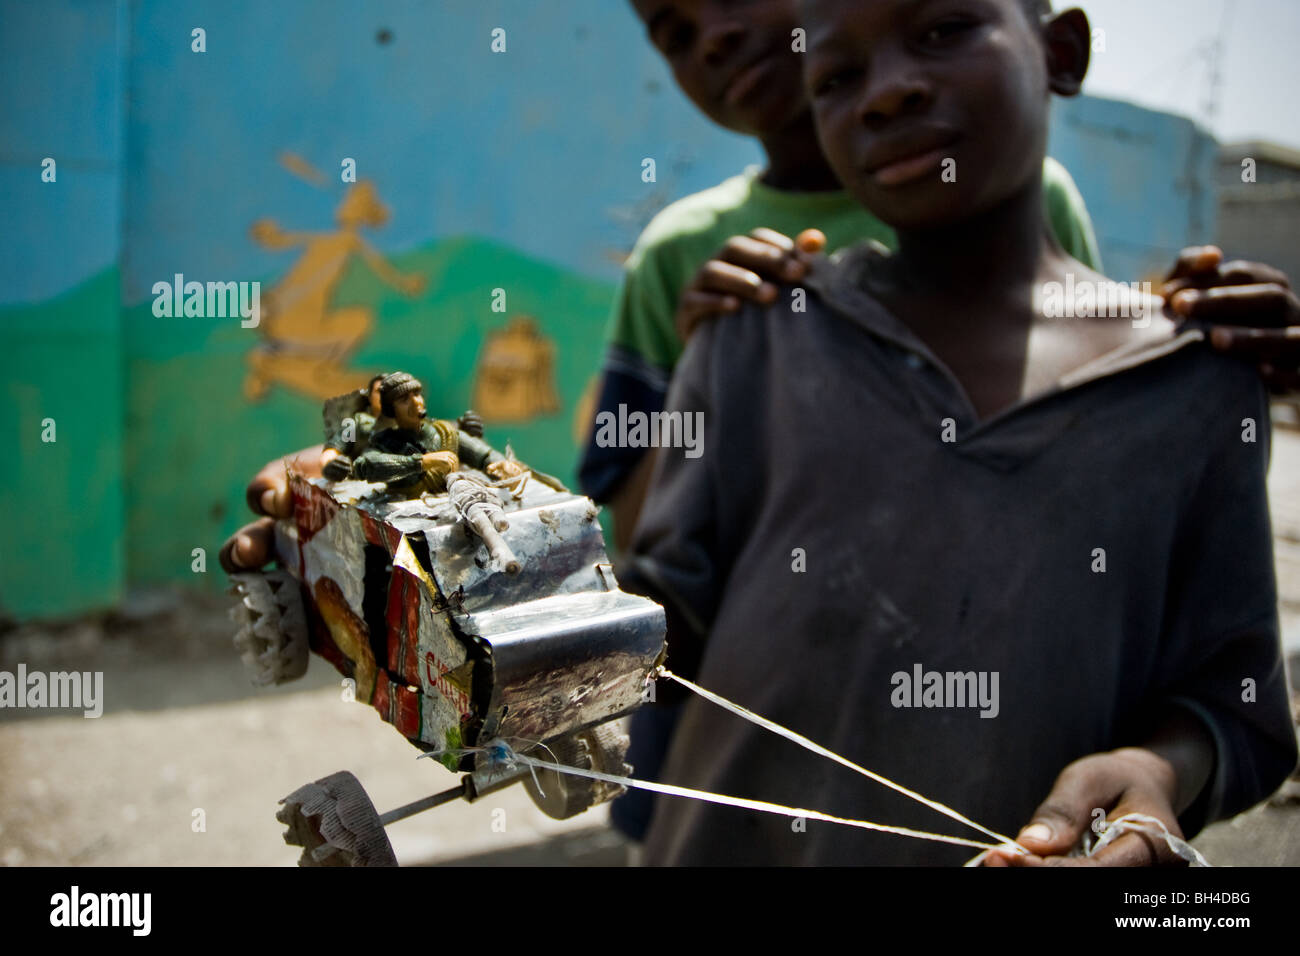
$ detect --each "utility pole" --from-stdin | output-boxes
[1202,0,1234,127]
[1187,0,1234,240]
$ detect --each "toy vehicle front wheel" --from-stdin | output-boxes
[276,771,399,867]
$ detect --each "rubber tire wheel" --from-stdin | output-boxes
[524,722,631,820]
[276,771,399,867]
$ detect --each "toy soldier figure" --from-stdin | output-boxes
[320,375,386,480]
[353,372,525,496]
[321,374,486,481]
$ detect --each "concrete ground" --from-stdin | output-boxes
[2,416,1299,868]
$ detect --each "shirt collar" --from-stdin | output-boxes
[802,242,1206,410]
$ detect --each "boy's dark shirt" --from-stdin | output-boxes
[621,246,1298,866]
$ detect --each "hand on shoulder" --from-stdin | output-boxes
[675,228,826,341]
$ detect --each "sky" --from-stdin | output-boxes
[1079,0,1300,150]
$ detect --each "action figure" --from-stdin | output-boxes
[320,374,486,481]
[353,371,524,496]
[319,375,386,480]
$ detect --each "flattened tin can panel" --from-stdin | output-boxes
[471,590,666,742]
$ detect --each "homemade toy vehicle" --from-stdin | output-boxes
[228,425,665,866]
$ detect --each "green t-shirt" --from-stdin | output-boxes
[577,157,1101,501]
[611,156,1100,371]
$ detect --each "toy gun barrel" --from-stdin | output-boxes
[447,473,521,575]
[466,508,520,575]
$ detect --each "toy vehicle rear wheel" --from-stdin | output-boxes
[524,722,632,820]
[229,570,310,686]
[276,771,399,867]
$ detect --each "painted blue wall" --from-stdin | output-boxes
[1,0,126,304]
[1050,94,1219,282]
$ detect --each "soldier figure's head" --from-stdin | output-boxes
[380,372,426,429]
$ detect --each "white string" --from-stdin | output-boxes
[506,748,1007,852]
[456,674,1214,863]
[964,812,1213,866]
[657,667,1024,850]
[450,661,1035,856]
[467,671,1213,865]
[655,669,1209,866]
[1084,812,1211,867]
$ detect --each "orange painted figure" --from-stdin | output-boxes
[471,315,561,423]
[244,180,426,401]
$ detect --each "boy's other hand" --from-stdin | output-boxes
[219,518,278,574]
[982,748,1186,867]
[1161,245,1300,392]
[675,228,826,342]
[218,444,324,573]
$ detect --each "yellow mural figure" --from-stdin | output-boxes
[244,179,426,401]
[471,315,562,423]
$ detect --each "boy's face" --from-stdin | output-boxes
[631,0,809,137]
[800,0,1058,229]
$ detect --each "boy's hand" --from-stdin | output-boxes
[675,228,826,342]
[218,444,324,573]
[1162,245,1300,392]
[982,747,1187,867]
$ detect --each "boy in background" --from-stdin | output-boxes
[620,0,1296,865]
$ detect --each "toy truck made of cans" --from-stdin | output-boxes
[229,449,665,866]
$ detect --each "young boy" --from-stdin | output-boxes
[620,0,1297,865]
[592,0,1102,846]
